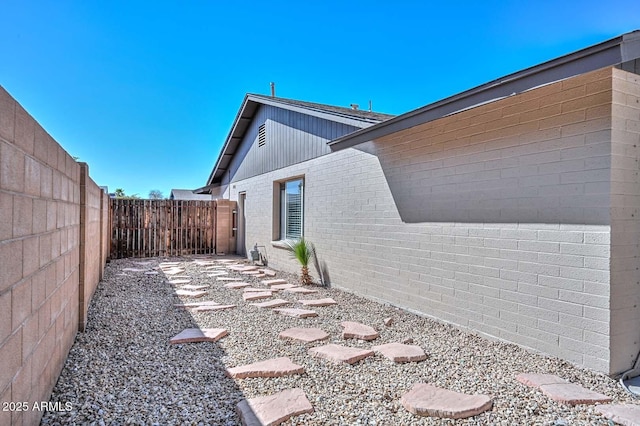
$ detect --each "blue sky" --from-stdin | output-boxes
[1,1,639,198]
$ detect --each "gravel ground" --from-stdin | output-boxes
[41,256,637,425]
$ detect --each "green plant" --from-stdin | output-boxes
[283,238,314,286]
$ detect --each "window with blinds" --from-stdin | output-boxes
[280,178,303,240]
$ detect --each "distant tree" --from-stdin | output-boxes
[149,190,164,200]
[114,188,141,199]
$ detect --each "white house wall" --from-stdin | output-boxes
[221,65,638,373]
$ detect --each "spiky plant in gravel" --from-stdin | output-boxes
[283,238,314,285]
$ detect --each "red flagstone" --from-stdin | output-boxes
[285,287,318,294]
[596,404,640,426]
[224,282,252,289]
[192,304,236,312]
[180,284,208,291]
[516,373,568,387]
[298,298,337,307]
[384,317,393,326]
[262,279,288,286]
[243,287,273,292]
[274,308,318,318]
[169,328,228,344]
[175,300,219,308]
[372,342,427,363]
[401,383,493,419]
[175,289,207,298]
[271,284,298,290]
[309,344,374,364]
[226,357,304,378]
[251,299,292,308]
[539,383,611,406]
[341,321,379,341]
[261,269,277,277]
[217,277,243,281]
[243,291,273,301]
[279,327,330,343]
[236,388,313,426]
[168,279,191,285]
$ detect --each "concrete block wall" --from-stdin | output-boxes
[228,68,631,374]
[610,68,640,372]
[0,86,109,425]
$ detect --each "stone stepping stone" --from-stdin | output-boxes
[251,299,292,308]
[217,277,242,281]
[169,275,191,279]
[192,304,236,312]
[134,261,156,266]
[271,284,298,290]
[243,291,273,301]
[180,284,209,291]
[243,287,273,292]
[122,268,147,272]
[260,269,277,277]
[175,300,219,308]
[224,282,253,289]
[285,287,318,294]
[274,308,318,318]
[401,383,493,419]
[144,271,159,275]
[205,265,226,270]
[164,268,186,275]
[175,289,207,298]
[279,327,329,343]
[299,298,337,307]
[262,279,288,286]
[226,357,304,378]
[372,342,427,363]
[169,328,228,344]
[236,388,313,426]
[242,270,262,275]
[169,279,192,285]
[229,265,260,272]
[516,373,611,405]
[341,321,379,341]
[596,404,640,425]
[309,344,374,364]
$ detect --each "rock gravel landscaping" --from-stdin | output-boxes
[41,256,639,425]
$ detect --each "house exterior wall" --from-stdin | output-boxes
[227,68,635,374]
[0,86,109,425]
[224,104,360,186]
[610,68,640,372]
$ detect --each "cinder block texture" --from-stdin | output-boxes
[226,68,634,375]
[0,86,109,425]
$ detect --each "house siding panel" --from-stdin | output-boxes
[226,68,632,374]
[226,105,360,185]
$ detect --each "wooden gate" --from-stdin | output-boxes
[110,199,217,259]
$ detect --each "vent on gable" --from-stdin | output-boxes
[258,124,266,147]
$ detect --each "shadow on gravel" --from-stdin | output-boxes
[40,258,244,425]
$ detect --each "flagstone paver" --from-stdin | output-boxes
[229,265,260,272]
[169,328,228,344]
[224,282,253,289]
[242,270,262,275]
[262,279,288,286]
[226,357,305,378]
[279,327,330,343]
[285,287,318,294]
[243,291,273,301]
[372,342,427,363]
[175,289,207,298]
[384,317,393,326]
[309,344,374,364]
[261,269,277,277]
[174,300,219,308]
[180,284,209,291]
[243,287,273,292]
[192,304,237,312]
[596,404,640,426]
[251,299,292,308]
[516,373,611,406]
[122,268,147,272]
[341,321,379,341]
[298,298,337,307]
[217,277,242,281]
[274,308,318,318]
[163,268,186,275]
[270,284,298,290]
[168,279,192,285]
[236,388,313,426]
[144,271,159,275]
[401,383,493,419]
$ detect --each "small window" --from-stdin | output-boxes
[258,123,266,147]
[280,178,303,240]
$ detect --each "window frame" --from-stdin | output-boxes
[273,176,304,243]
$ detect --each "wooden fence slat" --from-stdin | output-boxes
[109,199,221,259]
